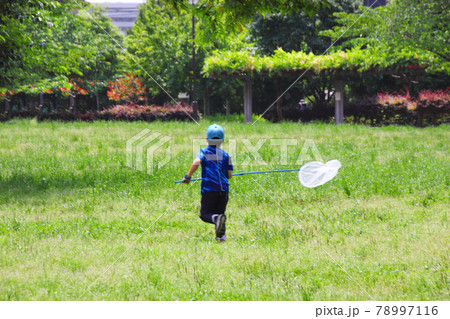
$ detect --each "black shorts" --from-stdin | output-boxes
[200,191,229,224]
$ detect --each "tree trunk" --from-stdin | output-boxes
[416,111,423,127]
[225,99,230,116]
[96,91,100,112]
[53,94,58,112]
[39,92,44,112]
[5,99,10,119]
[70,95,75,114]
[38,92,44,121]
[203,87,210,115]
[276,85,283,122]
[22,94,28,111]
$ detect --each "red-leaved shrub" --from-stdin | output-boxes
[98,102,199,122]
[377,90,417,110]
[417,89,450,109]
[107,74,146,104]
[376,88,449,126]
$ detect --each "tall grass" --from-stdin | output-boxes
[0,118,448,300]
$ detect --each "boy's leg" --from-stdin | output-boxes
[215,192,229,238]
[216,191,229,215]
[199,191,229,240]
[199,192,219,224]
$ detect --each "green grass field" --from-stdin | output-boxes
[0,118,448,300]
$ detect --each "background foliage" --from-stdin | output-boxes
[322,0,450,73]
[0,0,449,121]
[0,1,122,95]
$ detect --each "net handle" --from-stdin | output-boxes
[174,168,300,183]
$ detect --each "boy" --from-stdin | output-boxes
[182,124,233,242]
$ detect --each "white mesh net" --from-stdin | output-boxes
[298,160,341,188]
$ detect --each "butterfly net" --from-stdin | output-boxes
[298,160,341,188]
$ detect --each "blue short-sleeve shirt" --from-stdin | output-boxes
[196,146,233,194]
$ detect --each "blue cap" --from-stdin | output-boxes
[206,124,225,140]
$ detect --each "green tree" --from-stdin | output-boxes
[248,1,362,116]
[122,0,250,114]
[77,5,123,84]
[0,1,123,95]
[0,1,79,91]
[250,0,362,55]
[162,0,329,41]
[77,5,123,109]
[122,0,192,99]
[323,0,450,72]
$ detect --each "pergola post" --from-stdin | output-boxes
[334,78,344,125]
[243,79,252,123]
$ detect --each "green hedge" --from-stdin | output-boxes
[203,47,441,77]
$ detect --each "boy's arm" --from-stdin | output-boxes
[182,158,201,183]
[227,154,233,179]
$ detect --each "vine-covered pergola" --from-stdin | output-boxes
[203,47,436,123]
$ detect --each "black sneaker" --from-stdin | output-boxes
[215,214,226,238]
